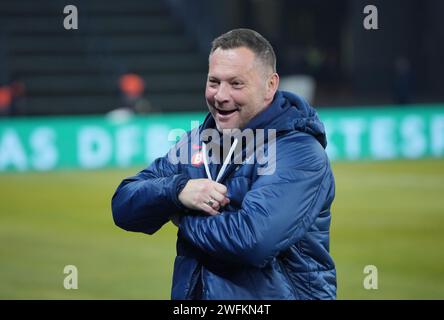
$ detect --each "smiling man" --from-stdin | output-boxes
[112,29,336,300]
[206,45,278,131]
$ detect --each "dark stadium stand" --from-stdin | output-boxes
[0,0,208,115]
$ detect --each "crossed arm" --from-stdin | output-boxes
[112,136,331,267]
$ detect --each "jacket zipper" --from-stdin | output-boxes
[186,264,201,300]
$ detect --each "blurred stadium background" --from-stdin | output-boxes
[1,0,443,299]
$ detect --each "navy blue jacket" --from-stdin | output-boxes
[112,91,336,299]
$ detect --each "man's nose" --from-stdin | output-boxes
[214,83,230,103]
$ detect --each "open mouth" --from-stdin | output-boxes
[215,107,238,116]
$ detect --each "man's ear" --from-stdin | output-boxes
[265,73,279,100]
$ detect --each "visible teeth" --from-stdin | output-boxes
[217,108,236,113]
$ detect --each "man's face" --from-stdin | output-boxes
[205,47,271,131]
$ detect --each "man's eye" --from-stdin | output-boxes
[232,82,243,88]
[208,79,219,86]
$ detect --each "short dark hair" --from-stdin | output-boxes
[210,28,276,73]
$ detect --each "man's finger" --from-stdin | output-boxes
[207,199,220,211]
[201,203,219,216]
[212,182,227,194]
[221,197,230,206]
[209,191,225,203]
[209,192,229,207]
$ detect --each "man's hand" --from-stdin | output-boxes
[178,179,230,216]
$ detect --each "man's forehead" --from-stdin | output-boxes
[208,47,257,74]
[209,47,257,66]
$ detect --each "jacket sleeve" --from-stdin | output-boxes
[112,144,190,235]
[179,135,334,267]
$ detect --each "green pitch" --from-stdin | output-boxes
[1,159,443,299]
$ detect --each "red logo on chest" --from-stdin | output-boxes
[191,151,204,166]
